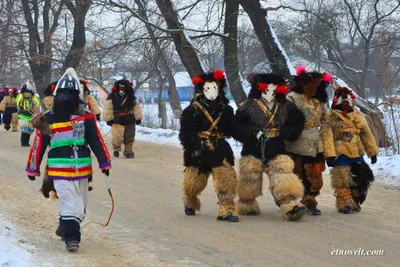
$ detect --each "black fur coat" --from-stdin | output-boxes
[179,96,235,170]
[232,97,305,163]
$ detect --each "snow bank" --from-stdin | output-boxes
[0,219,39,267]
[370,155,400,187]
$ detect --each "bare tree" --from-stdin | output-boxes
[224,0,246,105]
[20,0,92,96]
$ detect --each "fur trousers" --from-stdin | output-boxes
[111,123,135,155]
[291,154,324,207]
[3,112,18,131]
[331,162,374,210]
[182,160,238,218]
[236,155,305,221]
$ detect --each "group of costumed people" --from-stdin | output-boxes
[17,65,377,252]
[0,84,41,146]
[179,66,378,223]
[23,68,143,252]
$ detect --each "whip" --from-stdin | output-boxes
[81,173,115,230]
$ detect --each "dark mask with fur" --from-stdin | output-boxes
[54,89,80,121]
[292,65,332,102]
[331,86,356,115]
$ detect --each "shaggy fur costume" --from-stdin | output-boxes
[103,80,143,157]
[232,73,306,221]
[179,70,238,220]
[0,95,18,131]
[322,86,378,212]
[286,67,330,208]
[81,80,101,116]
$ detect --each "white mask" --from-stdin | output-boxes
[261,84,277,103]
[203,81,219,101]
[337,94,353,106]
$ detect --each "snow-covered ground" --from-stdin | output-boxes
[0,218,42,267]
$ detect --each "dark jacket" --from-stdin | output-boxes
[232,98,305,163]
[179,97,235,170]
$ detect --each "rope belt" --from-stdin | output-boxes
[193,101,223,151]
[114,110,132,116]
[305,121,319,128]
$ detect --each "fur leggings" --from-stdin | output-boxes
[291,154,325,207]
[236,155,305,220]
[182,160,238,217]
[111,123,135,155]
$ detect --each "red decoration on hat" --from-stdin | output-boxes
[257,83,268,92]
[350,93,356,99]
[332,96,338,103]
[111,86,118,92]
[276,84,289,94]
[192,76,204,85]
[213,70,224,81]
[50,85,56,92]
[322,72,332,83]
[80,80,88,85]
[295,65,307,76]
[129,81,134,87]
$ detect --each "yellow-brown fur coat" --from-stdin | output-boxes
[322,109,379,158]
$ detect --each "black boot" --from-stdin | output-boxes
[55,221,65,241]
[338,206,353,214]
[113,151,119,158]
[125,152,134,158]
[4,125,10,131]
[60,219,81,252]
[307,205,321,215]
[21,133,31,147]
[286,205,307,221]
[184,205,195,216]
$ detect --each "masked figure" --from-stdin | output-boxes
[179,70,239,222]
[232,73,307,221]
[43,81,58,111]
[285,66,332,215]
[322,86,378,214]
[16,83,40,146]
[80,80,101,121]
[26,68,111,252]
[103,80,143,158]
[0,88,18,131]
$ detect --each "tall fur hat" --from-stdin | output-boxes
[43,81,58,97]
[292,65,332,103]
[191,70,229,104]
[248,73,289,101]
[111,79,134,94]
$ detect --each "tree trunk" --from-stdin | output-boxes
[62,1,91,71]
[136,0,182,117]
[239,0,294,79]
[224,0,247,106]
[155,0,205,78]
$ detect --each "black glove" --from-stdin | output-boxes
[102,169,110,176]
[28,176,35,181]
[135,120,141,125]
[106,120,115,126]
[326,157,336,167]
[371,155,377,164]
[96,114,101,121]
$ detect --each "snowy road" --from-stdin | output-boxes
[0,127,400,266]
